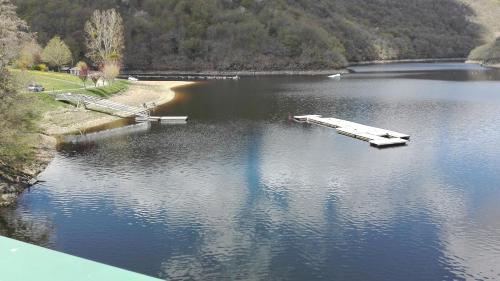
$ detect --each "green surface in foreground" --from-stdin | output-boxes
[0,236,161,281]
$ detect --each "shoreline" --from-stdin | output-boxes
[122,69,350,77]
[0,80,194,207]
[122,58,468,77]
[347,57,466,66]
[0,58,486,207]
[42,80,194,136]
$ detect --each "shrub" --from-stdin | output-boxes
[38,64,48,71]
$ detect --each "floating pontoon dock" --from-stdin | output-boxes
[294,115,410,147]
[135,116,188,123]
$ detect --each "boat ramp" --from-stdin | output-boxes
[56,93,150,118]
[294,115,410,148]
[56,93,188,123]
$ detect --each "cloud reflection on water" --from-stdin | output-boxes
[22,67,500,280]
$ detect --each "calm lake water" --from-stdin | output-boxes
[3,63,500,280]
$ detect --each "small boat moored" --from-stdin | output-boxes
[328,73,342,79]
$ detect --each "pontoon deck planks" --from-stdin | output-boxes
[294,115,409,148]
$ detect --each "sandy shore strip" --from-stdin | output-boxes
[110,81,193,107]
[41,81,194,135]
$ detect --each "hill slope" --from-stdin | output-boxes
[460,0,500,64]
[14,0,482,71]
[461,0,500,40]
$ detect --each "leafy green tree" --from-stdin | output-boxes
[41,36,72,71]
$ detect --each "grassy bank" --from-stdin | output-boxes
[1,69,130,206]
[10,69,129,96]
[3,70,129,164]
[8,69,129,113]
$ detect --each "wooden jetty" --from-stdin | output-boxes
[294,115,409,148]
[56,93,150,117]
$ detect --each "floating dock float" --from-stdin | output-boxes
[294,115,409,148]
[135,116,188,124]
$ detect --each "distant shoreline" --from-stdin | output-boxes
[121,69,350,77]
[466,59,500,68]
[348,57,466,66]
[122,58,469,77]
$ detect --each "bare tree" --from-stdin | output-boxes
[89,71,103,87]
[84,9,125,66]
[75,61,89,87]
[101,61,120,84]
[41,36,72,71]
[17,39,42,69]
[0,0,31,68]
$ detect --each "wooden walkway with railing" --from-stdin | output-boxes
[56,93,150,117]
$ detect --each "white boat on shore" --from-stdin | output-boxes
[328,73,342,79]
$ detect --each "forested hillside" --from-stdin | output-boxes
[14,0,482,71]
[469,37,500,64]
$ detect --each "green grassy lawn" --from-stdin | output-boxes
[10,69,94,91]
[9,68,129,95]
[73,80,129,98]
[8,69,129,111]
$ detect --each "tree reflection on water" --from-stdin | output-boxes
[0,206,54,247]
